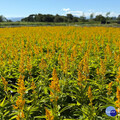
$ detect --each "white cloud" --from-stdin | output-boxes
[62,8,71,12]
[62,8,120,17]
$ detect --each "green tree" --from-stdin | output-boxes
[28,14,36,22]
[117,15,120,24]
[66,14,73,22]
[73,17,79,22]
[117,15,120,20]
[80,14,86,22]
[0,15,7,22]
[54,14,64,22]
[35,14,43,22]
[90,13,94,20]
[42,14,54,22]
[106,12,110,21]
[94,14,106,23]
[106,12,110,18]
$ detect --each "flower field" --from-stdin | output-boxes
[0,26,120,120]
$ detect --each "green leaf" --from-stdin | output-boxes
[0,97,6,107]
[34,116,46,119]
[26,106,32,111]
[9,115,17,120]
[77,101,81,106]
[3,111,10,116]
[9,112,17,117]
[44,87,48,94]
[7,87,17,92]
[59,103,76,113]
[29,107,39,114]
[10,84,18,89]
[25,99,34,103]
[25,87,33,92]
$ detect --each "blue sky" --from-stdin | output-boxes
[0,0,120,18]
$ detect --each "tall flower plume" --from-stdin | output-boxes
[49,68,60,102]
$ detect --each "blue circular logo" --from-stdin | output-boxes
[105,106,117,117]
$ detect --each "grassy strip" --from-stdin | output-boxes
[0,21,120,27]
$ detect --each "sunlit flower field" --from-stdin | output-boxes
[0,26,120,120]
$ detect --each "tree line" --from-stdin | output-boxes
[17,13,120,24]
[21,14,81,22]
[1,12,120,24]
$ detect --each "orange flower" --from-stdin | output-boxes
[77,70,83,86]
[21,110,24,118]
[26,56,32,74]
[1,76,8,92]
[116,87,120,108]
[63,56,69,74]
[31,80,36,93]
[17,75,26,95]
[107,82,113,95]
[16,115,20,120]
[100,59,106,76]
[13,74,26,119]
[49,68,60,102]
[39,58,47,70]
[45,108,54,120]
[14,95,25,110]
[88,86,92,106]
[18,52,25,74]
